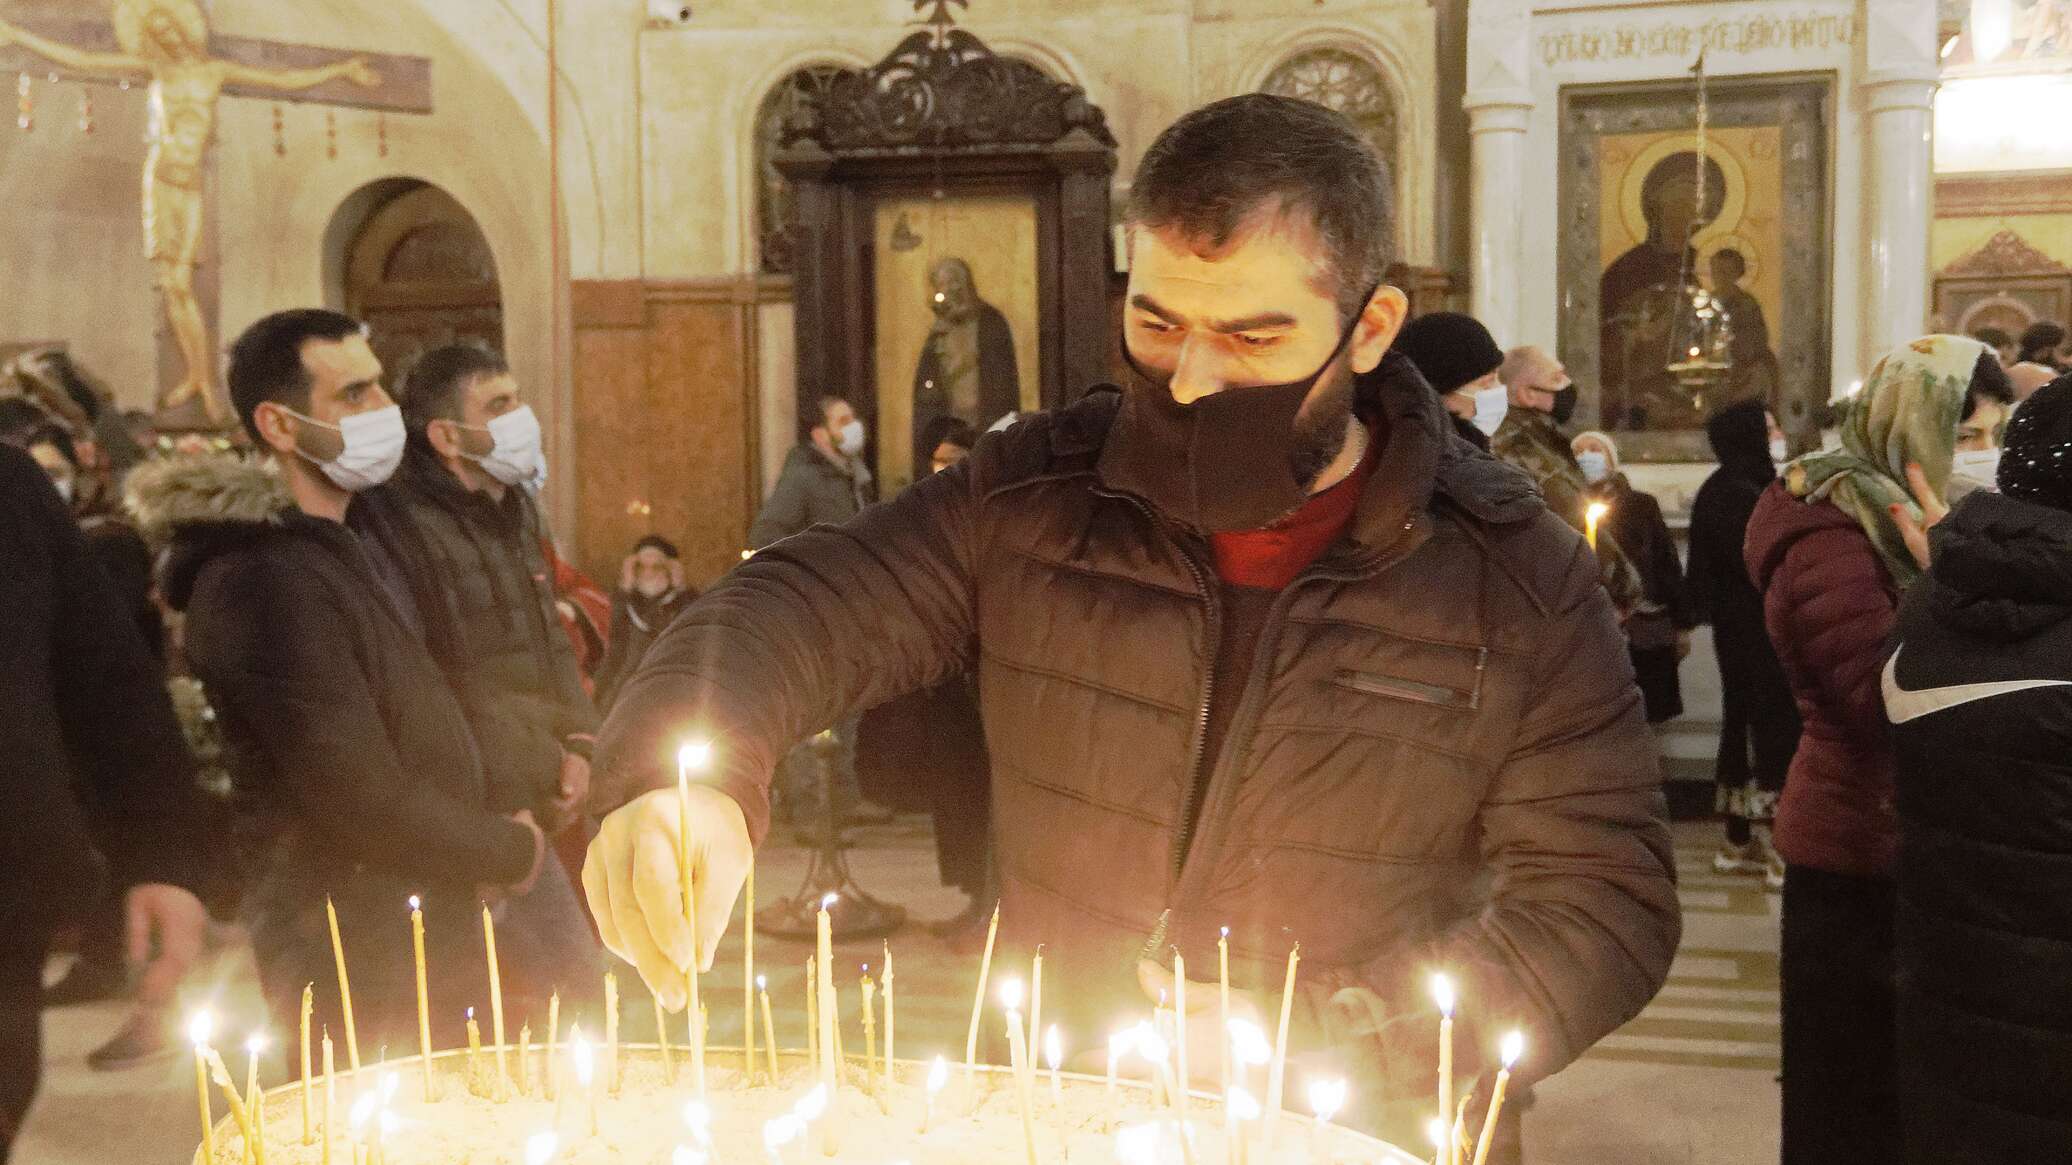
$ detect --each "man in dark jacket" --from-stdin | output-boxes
[133,310,554,1052]
[0,443,212,1158]
[584,96,1678,1157]
[747,395,873,549]
[1888,375,2072,1163]
[1389,311,1508,451]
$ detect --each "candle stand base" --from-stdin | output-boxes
[759,730,907,941]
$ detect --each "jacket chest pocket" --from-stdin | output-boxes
[1329,649,1488,713]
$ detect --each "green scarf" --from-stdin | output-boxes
[1785,334,1983,588]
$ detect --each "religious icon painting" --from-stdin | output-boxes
[1558,77,1830,461]
[870,192,1044,493]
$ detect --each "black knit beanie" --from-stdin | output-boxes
[1392,312,1505,394]
[2000,374,2072,512]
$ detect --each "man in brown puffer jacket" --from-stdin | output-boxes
[584,95,1678,1155]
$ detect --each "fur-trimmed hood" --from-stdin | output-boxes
[125,452,301,612]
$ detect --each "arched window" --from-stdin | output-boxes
[1261,48,1398,174]
[754,66,844,275]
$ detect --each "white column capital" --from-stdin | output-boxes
[1861,72,1940,113]
[1464,88,1535,132]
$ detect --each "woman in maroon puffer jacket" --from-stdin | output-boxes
[1745,334,2013,1165]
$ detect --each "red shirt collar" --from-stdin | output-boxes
[1209,424,1379,590]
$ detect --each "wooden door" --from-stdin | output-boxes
[344,184,503,383]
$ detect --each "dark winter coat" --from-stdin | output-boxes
[1586,474,1690,721]
[746,444,871,550]
[1687,408,1791,707]
[599,355,1679,1141]
[131,453,540,1032]
[0,444,211,930]
[356,448,598,818]
[1745,480,1901,876]
[593,586,697,713]
[1888,490,2072,1163]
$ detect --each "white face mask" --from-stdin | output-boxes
[836,418,867,457]
[1950,447,2002,493]
[1471,383,1510,437]
[1576,449,1611,484]
[50,475,75,504]
[463,404,546,490]
[1769,436,1790,464]
[287,404,406,492]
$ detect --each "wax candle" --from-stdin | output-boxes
[861,972,879,1089]
[1045,1025,1063,1104]
[486,904,509,1092]
[1228,1019,1270,1165]
[1229,1086,1261,1165]
[1469,1032,1524,1165]
[678,743,710,1098]
[245,1032,267,1165]
[1432,973,1455,1165]
[1105,1030,1125,1107]
[744,856,756,1080]
[570,1025,598,1138]
[402,897,433,1101]
[758,975,780,1082]
[299,984,314,1145]
[520,1023,535,1096]
[1028,947,1044,1092]
[806,957,820,1076]
[326,897,360,1072]
[320,1030,334,1165]
[1307,1078,1347,1165]
[1262,944,1301,1161]
[963,902,1000,1084]
[1428,1117,1449,1165]
[189,1012,214,1164]
[881,943,896,1091]
[204,1046,256,1163]
[466,1007,483,1092]
[1001,980,1038,1165]
[547,990,561,1102]
[604,971,620,1097]
[1217,927,1231,1102]
[655,996,675,1081]
[816,896,838,1158]
[1585,501,1609,552]
[922,1055,948,1134]
[1172,948,1188,1122]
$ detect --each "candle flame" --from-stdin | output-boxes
[1307,1077,1349,1122]
[1228,1086,1262,1122]
[1430,973,1455,1017]
[379,1072,399,1102]
[245,1031,266,1055]
[926,1055,950,1095]
[466,1006,475,1021]
[524,1131,559,1165]
[683,1100,712,1135]
[1131,1021,1169,1064]
[348,1090,379,1131]
[1044,1024,1063,1070]
[1226,1018,1270,1066]
[763,1115,803,1153]
[999,977,1024,1012]
[821,892,839,910]
[569,1026,594,1086]
[1427,1117,1448,1150]
[1220,925,1230,938]
[1586,501,1610,524]
[756,974,768,990]
[187,1011,212,1048]
[796,1083,830,1121]
[408,894,420,911]
[678,740,714,774]
[1500,1030,1526,1068]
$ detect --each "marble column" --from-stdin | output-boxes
[1861,71,1938,363]
[1464,90,1533,344]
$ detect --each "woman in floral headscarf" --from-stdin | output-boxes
[1743,334,2011,1165]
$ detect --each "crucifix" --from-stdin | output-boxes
[0,0,431,429]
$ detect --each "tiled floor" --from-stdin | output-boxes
[21,819,1779,1164]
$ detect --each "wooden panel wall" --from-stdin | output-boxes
[571,278,772,591]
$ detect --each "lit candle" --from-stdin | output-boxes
[805,957,820,1076]
[466,1007,483,1090]
[526,1130,559,1165]
[1104,1030,1123,1105]
[546,990,561,1101]
[299,983,314,1145]
[1428,1117,1449,1165]
[1045,1025,1063,1104]
[1432,973,1455,1165]
[1028,947,1044,1094]
[1469,1032,1524,1165]
[1217,927,1231,1103]
[570,1025,598,1138]
[204,1044,257,1163]
[963,902,1000,1085]
[604,971,620,1097]
[1262,944,1301,1161]
[189,1012,215,1164]
[520,1023,535,1096]
[923,1055,949,1134]
[1001,979,1039,1165]
[655,996,675,1081]
[326,897,360,1073]
[1172,948,1188,1123]
[817,895,838,1157]
[1228,1085,1261,1165]
[861,972,879,1090]
[405,897,433,1100]
[881,943,896,1092]
[245,1032,268,1165]
[758,975,780,1082]
[1132,1024,1178,1119]
[1306,1078,1347,1165]
[1228,1018,1270,1165]
[320,1029,334,1165]
[1585,501,1609,552]
[678,742,711,1098]
[486,904,509,1093]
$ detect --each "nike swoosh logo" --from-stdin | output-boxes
[1882,646,2072,724]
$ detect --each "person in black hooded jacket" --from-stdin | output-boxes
[1888,374,2072,1164]
[1685,401,1800,885]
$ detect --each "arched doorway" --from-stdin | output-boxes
[339,182,504,384]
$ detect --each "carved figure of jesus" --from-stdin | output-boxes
[0,0,378,426]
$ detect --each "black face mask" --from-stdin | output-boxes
[1100,295,1372,533]
[1550,385,1579,426]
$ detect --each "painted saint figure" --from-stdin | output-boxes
[0,0,378,427]
[910,258,1018,481]
[1599,151,1725,430]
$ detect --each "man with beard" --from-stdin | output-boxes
[582,95,1678,1159]
[911,257,1020,481]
